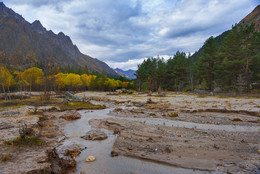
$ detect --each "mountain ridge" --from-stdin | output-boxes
[0,2,118,76]
[114,68,136,79]
[239,5,260,31]
[191,5,260,62]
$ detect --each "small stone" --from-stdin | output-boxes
[111,151,119,157]
[169,112,178,117]
[141,153,146,156]
[127,147,133,151]
[81,130,108,141]
[258,150,260,154]
[86,156,96,162]
[231,117,243,122]
[60,110,81,120]
[213,144,220,149]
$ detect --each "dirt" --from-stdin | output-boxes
[77,92,260,173]
[0,105,77,174]
[1,91,260,173]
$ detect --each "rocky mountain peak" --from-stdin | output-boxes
[31,20,46,33]
[0,2,5,7]
[0,2,24,21]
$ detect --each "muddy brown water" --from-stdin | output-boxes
[59,107,259,174]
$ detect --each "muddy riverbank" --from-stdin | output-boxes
[76,92,260,173]
[0,91,259,173]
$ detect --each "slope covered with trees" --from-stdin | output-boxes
[135,24,260,92]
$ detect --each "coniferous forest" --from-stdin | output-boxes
[135,24,260,93]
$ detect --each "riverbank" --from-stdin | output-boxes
[0,91,259,173]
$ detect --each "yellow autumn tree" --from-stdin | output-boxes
[122,82,129,88]
[81,74,96,89]
[104,78,120,91]
[0,67,14,88]
[14,70,27,92]
[64,73,83,88]
[55,73,67,89]
[22,67,44,91]
[0,67,14,100]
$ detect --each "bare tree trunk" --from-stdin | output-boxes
[0,76,7,100]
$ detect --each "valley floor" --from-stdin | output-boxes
[0,91,259,173]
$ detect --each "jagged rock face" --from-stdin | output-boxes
[0,2,118,76]
[239,5,260,31]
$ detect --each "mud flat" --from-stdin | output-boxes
[0,105,77,174]
[75,92,260,173]
[0,92,259,173]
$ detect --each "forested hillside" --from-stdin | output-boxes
[135,24,260,92]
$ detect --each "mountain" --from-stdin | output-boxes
[114,68,136,79]
[191,5,260,62]
[239,5,260,31]
[0,2,118,76]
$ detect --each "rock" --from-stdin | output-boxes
[81,130,108,141]
[146,98,153,104]
[86,156,96,162]
[213,144,220,149]
[65,148,81,159]
[231,117,243,122]
[48,148,76,173]
[127,147,133,151]
[58,144,82,159]
[165,147,172,153]
[169,112,178,117]
[65,91,82,102]
[111,151,119,157]
[60,110,81,120]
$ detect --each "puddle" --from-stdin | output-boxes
[60,108,222,174]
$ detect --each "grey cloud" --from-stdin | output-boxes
[2,0,259,70]
[5,0,69,7]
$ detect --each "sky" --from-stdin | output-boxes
[2,0,259,70]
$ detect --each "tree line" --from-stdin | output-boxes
[0,65,133,99]
[135,24,260,93]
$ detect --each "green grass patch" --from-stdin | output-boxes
[58,101,106,110]
[4,136,43,147]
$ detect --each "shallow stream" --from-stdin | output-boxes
[60,106,259,174]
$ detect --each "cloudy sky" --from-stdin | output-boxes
[2,0,259,70]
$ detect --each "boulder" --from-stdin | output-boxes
[60,110,81,120]
[111,151,119,157]
[81,130,108,141]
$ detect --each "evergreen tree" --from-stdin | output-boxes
[197,37,218,90]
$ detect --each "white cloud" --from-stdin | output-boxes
[107,58,147,70]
